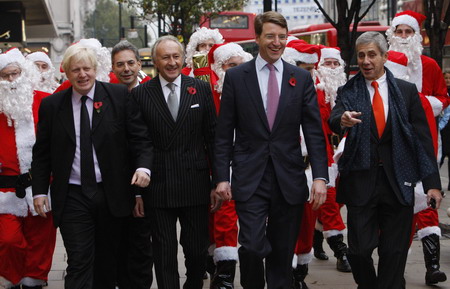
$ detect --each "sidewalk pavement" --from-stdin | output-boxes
[46,162,450,289]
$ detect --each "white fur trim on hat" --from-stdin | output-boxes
[0,48,25,71]
[213,43,247,66]
[297,249,313,265]
[320,47,343,65]
[26,52,52,66]
[213,246,238,263]
[417,226,441,239]
[283,47,318,64]
[392,14,420,33]
[78,38,102,50]
[385,60,408,78]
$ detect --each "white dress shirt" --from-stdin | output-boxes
[365,72,389,122]
[255,55,283,111]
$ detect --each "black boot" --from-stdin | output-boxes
[22,286,43,289]
[206,255,216,279]
[10,286,21,289]
[210,260,236,289]
[327,234,351,272]
[313,230,328,260]
[422,234,447,285]
[292,264,309,289]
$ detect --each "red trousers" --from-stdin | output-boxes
[0,212,56,284]
[209,200,238,248]
[294,202,317,255]
[409,207,440,245]
[316,187,346,232]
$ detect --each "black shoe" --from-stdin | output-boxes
[11,286,21,289]
[210,260,236,289]
[313,230,328,261]
[336,255,352,272]
[22,286,43,289]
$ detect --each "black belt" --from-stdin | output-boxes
[0,172,32,199]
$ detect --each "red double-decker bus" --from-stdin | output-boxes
[200,11,256,43]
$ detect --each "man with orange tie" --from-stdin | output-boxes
[329,31,442,289]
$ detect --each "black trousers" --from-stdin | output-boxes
[117,214,153,289]
[235,160,304,289]
[346,168,413,289]
[148,204,209,289]
[59,184,124,289]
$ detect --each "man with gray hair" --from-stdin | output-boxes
[329,31,442,289]
[131,35,218,289]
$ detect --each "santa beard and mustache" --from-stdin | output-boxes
[0,73,34,126]
[388,33,423,70]
[38,68,59,94]
[314,65,347,108]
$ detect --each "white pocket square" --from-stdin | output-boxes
[190,104,200,108]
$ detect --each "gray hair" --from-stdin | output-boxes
[151,35,185,61]
[355,32,388,55]
[111,40,140,63]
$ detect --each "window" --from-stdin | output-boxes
[210,15,249,29]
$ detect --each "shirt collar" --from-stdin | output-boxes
[365,71,387,86]
[160,74,182,88]
[256,54,283,72]
[72,83,96,101]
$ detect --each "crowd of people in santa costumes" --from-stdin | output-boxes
[282,39,351,289]
[0,48,57,289]
[385,10,449,286]
[205,42,253,289]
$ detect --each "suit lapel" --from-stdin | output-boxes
[145,76,176,128]
[57,89,76,144]
[244,60,270,132]
[92,82,111,132]
[272,61,293,132]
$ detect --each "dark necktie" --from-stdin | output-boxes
[80,95,97,198]
[266,63,280,130]
[167,82,179,121]
[371,81,385,138]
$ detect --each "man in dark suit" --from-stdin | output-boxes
[214,11,329,289]
[329,31,443,289]
[32,44,153,289]
[131,35,217,289]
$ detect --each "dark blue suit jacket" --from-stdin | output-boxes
[214,58,329,205]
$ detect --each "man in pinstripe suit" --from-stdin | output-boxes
[131,35,218,289]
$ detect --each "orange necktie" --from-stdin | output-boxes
[371,81,385,138]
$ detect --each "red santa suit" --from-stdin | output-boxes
[0,89,56,287]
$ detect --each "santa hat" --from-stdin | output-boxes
[26,51,52,67]
[0,48,25,71]
[210,43,250,66]
[286,35,298,45]
[78,38,103,50]
[284,40,320,64]
[385,50,409,77]
[391,10,426,33]
[185,27,224,67]
[320,47,344,66]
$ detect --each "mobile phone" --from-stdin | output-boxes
[430,198,436,209]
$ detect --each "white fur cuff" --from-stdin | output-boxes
[213,246,238,263]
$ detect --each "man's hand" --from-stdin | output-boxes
[427,189,443,209]
[131,171,150,188]
[309,179,327,210]
[33,196,50,218]
[215,181,232,201]
[341,111,362,128]
[133,196,145,218]
[210,188,223,213]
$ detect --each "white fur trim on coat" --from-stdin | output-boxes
[213,246,238,263]
[20,277,45,287]
[417,226,441,239]
[425,95,444,117]
[297,249,313,265]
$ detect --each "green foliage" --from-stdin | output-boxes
[127,0,247,43]
[84,0,148,48]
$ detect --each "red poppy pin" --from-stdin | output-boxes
[94,101,103,113]
[289,76,296,87]
[187,86,197,95]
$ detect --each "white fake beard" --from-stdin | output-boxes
[0,74,34,126]
[213,65,225,94]
[388,34,423,71]
[39,69,59,93]
[315,66,346,108]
